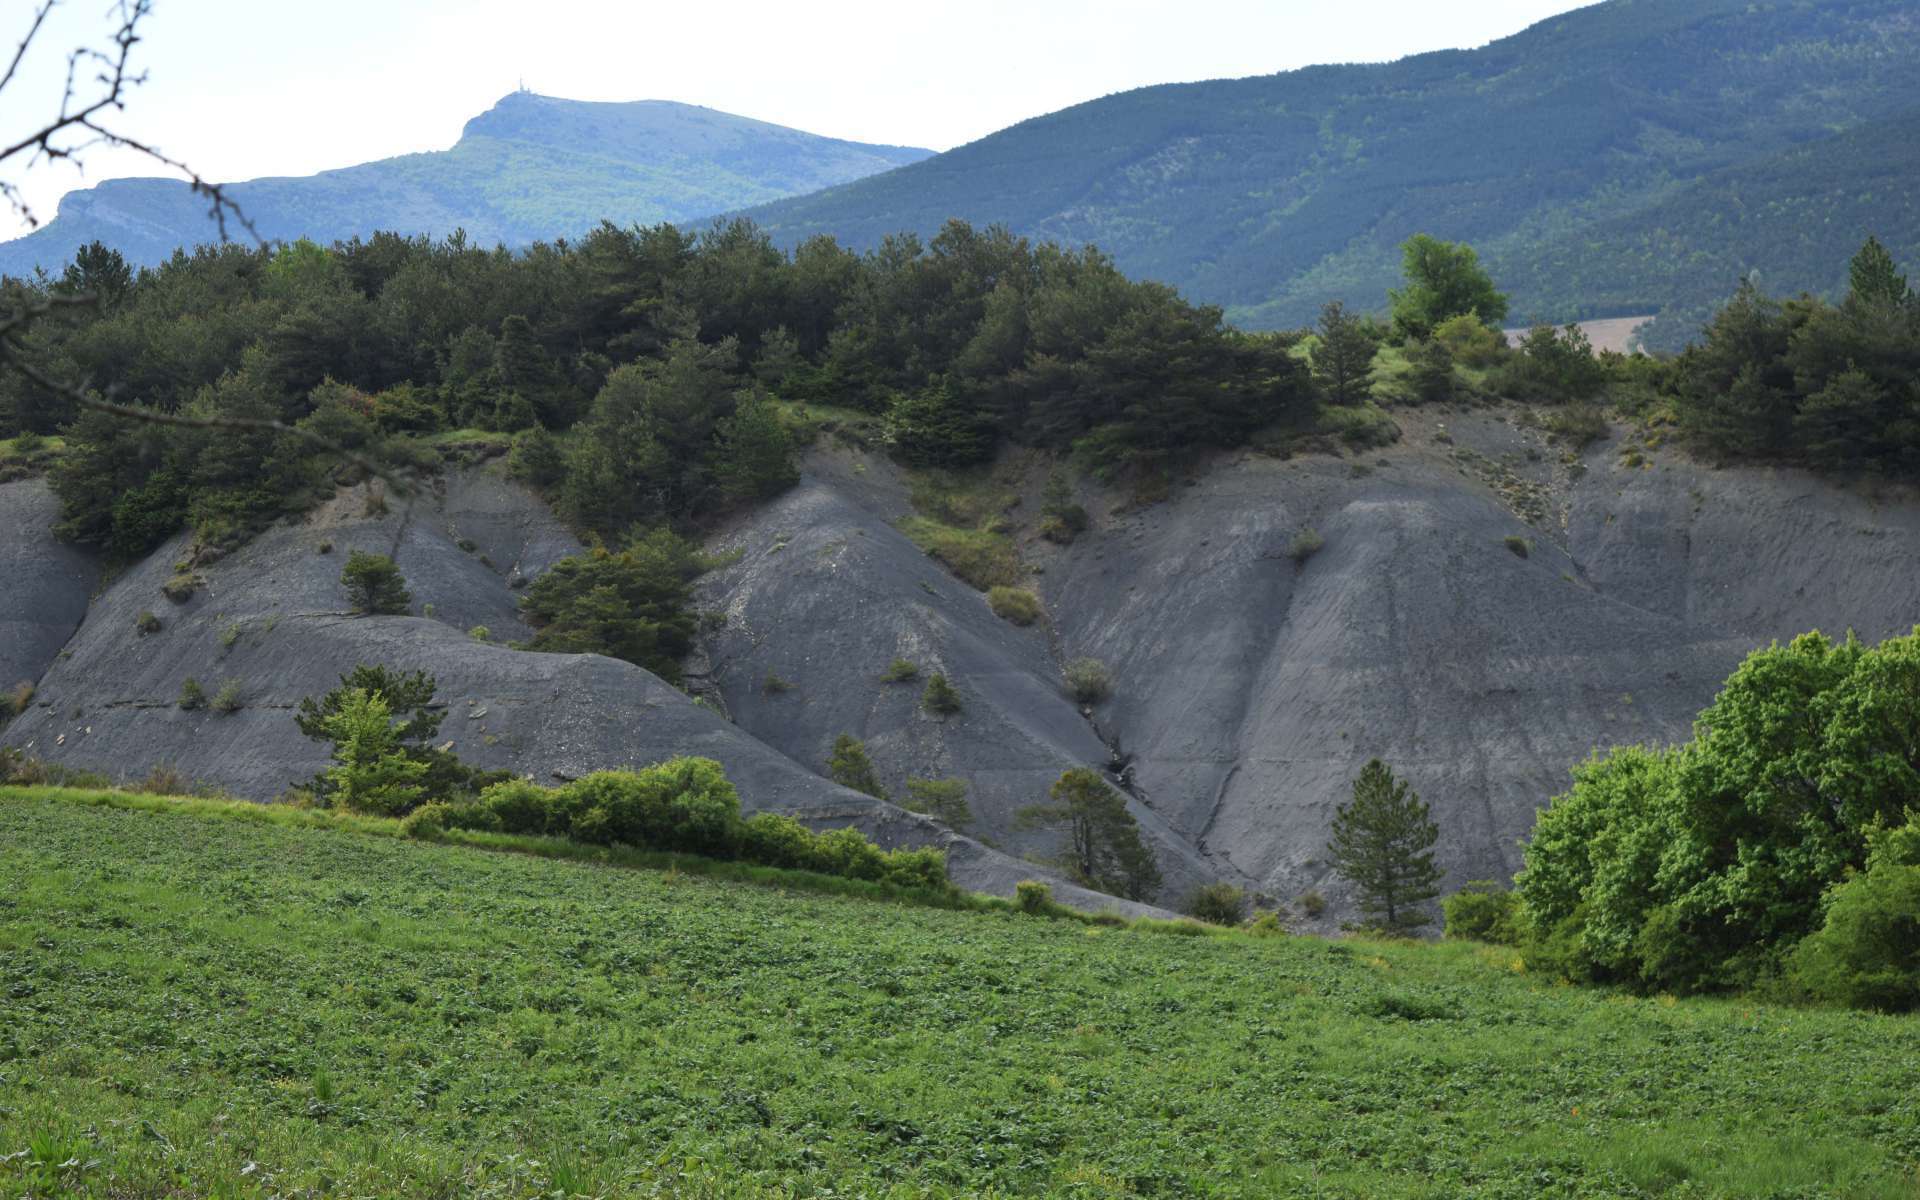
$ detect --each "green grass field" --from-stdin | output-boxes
[3,788,1918,1198]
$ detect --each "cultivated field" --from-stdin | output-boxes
[3,789,1917,1198]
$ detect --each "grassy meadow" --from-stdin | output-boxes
[2,786,1917,1198]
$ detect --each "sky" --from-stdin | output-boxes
[3,0,1595,239]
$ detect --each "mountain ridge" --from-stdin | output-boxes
[0,93,932,280]
[741,0,1920,337]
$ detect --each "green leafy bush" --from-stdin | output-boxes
[1015,880,1054,914]
[1063,657,1113,706]
[880,658,919,683]
[1443,881,1522,945]
[1517,629,1920,998]
[212,679,243,714]
[177,677,207,710]
[987,586,1044,626]
[135,610,162,635]
[1186,882,1248,926]
[463,762,949,892]
[1289,528,1324,563]
[1503,535,1530,558]
[1790,822,1920,1012]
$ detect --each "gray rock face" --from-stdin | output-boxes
[11,419,1917,923]
[694,416,1920,922]
[697,455,1219,903]
[0,480,97,696]
[0,465,1160,916]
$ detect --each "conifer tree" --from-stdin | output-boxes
[1017,767,1162,901]
[827,733,887,800]
[1313,300,1379,406]
[1327,758,1441,932]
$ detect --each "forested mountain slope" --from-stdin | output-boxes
[744,0,1920,338]
[0,93,930,280]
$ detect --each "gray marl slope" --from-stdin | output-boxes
[696,412,1920,922]
[0,480,97,695]
[0,465,1158,916]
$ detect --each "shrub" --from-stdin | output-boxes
[212,679,244,714]
[5,681,32,719]
[400,802,453,840]
[808,826,889,882]
[1433,311,1504,367]
[468,626,491,642]
[827,734,888,800]
[1300,890,1328,918]
[1186,882,1249,926]
[1039,470,1089,544]
[883,847,950,892]
[161,573,201,603]
[1544,403,1609,450]
[317,540,333,554]
[1247,910,1289,938]
[1789,825,1920,1012]
[988,586,1044,626]
[135,610,162,635]
[1503,535,1531,558]
[341,551,411,615]
[880,658,919,683]
[507,426,567,488]
[1015,880,1054,914]
[904,777,972,827]
[219,622,241,650]
[896,517,1020,590]
[178,677,207,710]
[1064,657,1113,705]
[1443,881,1522,945]
[1289,528,1324,563]
[740,811,816,869]
[556,760,743,857]
[478,778,553,835]
[763,673,796,695]
[922,673,962,716]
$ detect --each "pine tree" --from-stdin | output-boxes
[340,551,411,616]
[1017,768,1162,901]
[827,733,887,800]
[1313,300,1379,406]
[922,673,962,717]
[1847,236,1911,310]
[1327,759,1442,932]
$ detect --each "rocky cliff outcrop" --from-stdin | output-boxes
[9,413,1917,921]
[694,412,1920,920]
[0,465,1159,916]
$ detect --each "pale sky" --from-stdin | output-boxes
[4,0,1595,239]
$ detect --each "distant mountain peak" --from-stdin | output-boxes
[0,95,933,280]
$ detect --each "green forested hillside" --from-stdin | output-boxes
[745,0,1920,336]
[0,94,930,281]
[4,790,1916,1197]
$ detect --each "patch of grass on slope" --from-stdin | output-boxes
[3,791,1918,1198]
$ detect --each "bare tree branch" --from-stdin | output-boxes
[1,0,258,244]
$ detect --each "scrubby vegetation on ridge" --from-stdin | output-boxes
[2,790,1916,1197]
